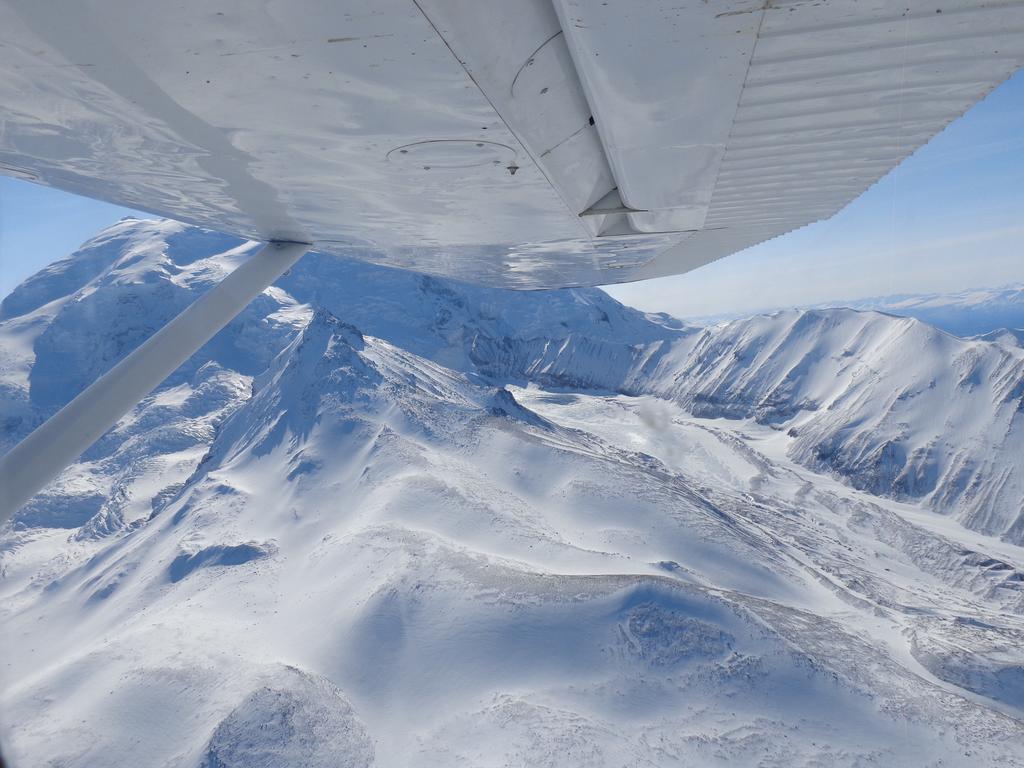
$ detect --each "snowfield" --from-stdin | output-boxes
[2,219,1023,766]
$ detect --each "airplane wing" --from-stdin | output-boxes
[1,0,1022,289]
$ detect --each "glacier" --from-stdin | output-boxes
[1,218,1024,766]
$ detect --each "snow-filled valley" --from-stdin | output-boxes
[2,219,1024,766]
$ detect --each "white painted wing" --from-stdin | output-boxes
[1,0,1021,288]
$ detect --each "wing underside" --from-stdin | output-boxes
[1,0,1021,288]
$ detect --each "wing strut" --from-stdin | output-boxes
[0,240,310,525]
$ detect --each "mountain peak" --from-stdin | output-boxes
[4,220,1024,766]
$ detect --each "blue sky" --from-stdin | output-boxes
[1,70,1022,315]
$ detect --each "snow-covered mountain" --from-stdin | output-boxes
[684,283,1024,339]
[656,311,1024,541]
[471,306,1024,546]
[842,285,1024,338]
[2,219,1024,766]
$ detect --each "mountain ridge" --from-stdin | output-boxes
[683,282,1024,339]
[3,219,1023,542]
[2,219,1024,766]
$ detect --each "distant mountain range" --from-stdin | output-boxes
[842,286,1024,338]
[2,219,1023,767]
[688,283,1024,340]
